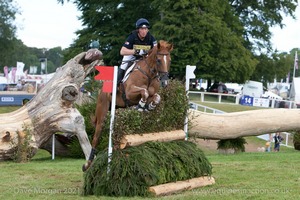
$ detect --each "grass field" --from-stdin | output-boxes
[0,106,299,199]
[0,106,20,114]
[1,149,299,200]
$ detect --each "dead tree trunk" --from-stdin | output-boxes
[0,49,103,161]
[188,109,300,139]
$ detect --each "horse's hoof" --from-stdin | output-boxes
[135,105,145,112]
[82,164,87,172]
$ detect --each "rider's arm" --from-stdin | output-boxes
[120,46,135,56]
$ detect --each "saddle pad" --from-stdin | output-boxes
[122,62,137,83]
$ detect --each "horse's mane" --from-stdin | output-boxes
[146,45,158,67]
[144,40,172,68]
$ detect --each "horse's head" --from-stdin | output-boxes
[152,40,173,87]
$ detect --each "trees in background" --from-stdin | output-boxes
[1,0,298,83]
[0,0,19,67]
[59,0,298,84]
[0,1,63,73]
[150,0,258,82]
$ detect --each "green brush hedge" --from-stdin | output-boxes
[83,141,212,197]
[71,79,189,158]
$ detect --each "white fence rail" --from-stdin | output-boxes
[188,91,298,109]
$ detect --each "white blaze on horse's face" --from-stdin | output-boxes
[157,52,171,73]
[163,55,167,68]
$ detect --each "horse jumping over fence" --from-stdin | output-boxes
[82,40,173,171]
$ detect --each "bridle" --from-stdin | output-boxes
[136,50,170,86]
[155,52,170,87]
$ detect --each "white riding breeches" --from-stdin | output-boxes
[120,55,135,70]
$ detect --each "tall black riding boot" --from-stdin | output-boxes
[117,69,126,86]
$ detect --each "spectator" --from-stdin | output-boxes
[265,140,271,152]
[17,80,23,91]
[273,132,284,152]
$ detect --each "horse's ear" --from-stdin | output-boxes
[157,41,161,50]
[168,43,173,51]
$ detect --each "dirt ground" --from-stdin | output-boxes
[193,138,265,153]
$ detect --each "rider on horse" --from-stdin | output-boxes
[117,18,157,85]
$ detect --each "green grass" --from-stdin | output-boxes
[202,151,300,200]
[0,150,299,200]
[0,106,21,114]
[189,93,237,104]
[191,101,268,113]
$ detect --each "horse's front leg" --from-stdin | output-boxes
[82,92,110,172]
[147,93,161,111]
[130,86,149,111]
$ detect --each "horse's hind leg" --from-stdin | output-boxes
[147,93,161,111]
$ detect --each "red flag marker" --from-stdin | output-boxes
[94,66,115,93]
[95,66,114,80]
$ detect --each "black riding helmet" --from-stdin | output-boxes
[136,18,150,29]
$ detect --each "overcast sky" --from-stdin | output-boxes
[270,5,300,53]
[15,0,82,49]
[15,0,300,52]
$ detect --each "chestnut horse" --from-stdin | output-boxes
[82,40,173,171]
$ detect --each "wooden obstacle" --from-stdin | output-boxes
[149,176,215,196]
[0,49,103,161]
[188,109,300,139]
[83,140,214,197]
[119,130,186,149]
[84,80,218,197]
[118,130,216,195]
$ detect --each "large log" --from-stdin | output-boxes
[148,176,215,196]
[0,49,103,161]
[189,109,300,139]
[119,130,186,149]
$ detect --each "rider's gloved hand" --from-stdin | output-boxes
[134,49,148,56]
[134,49,141,55]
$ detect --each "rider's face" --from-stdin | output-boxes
[138,27,148,39]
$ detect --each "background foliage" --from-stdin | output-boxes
[58,0,298,84]
[217,137,248,153]
[293,130,300,150]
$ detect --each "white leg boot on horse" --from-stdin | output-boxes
[136,99,147,111]
[147,93,161,111]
